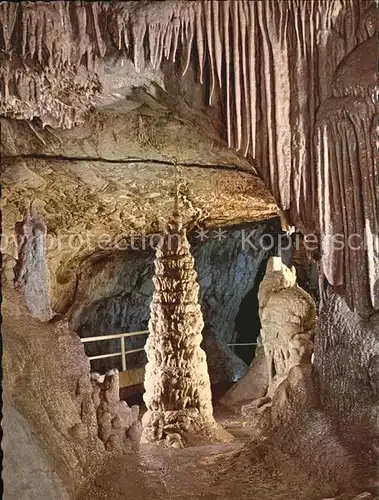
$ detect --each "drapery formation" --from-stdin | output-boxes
[316,98,378,315]
[315,35,378,315]
[0,0,377,313]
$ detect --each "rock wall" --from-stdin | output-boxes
[1,0,376,317]
[2,210,105,499]
[220,256,316,409]
[258,257,316,396]
[314,292,379,450]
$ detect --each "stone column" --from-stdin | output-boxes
[141,217,232,446]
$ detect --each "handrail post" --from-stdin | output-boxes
[121,335,126,371]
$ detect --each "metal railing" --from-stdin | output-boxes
[80,329,149,371]
[228,343,257,347]
[80,330,257,372]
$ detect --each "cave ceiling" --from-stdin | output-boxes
[0,1,279,286]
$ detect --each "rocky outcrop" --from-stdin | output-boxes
[315,34,378,316]
[220,257,316,410]
[142,217,232,445]
[2,286,104,499]
[214,362,377,499]
[91,369,141,451]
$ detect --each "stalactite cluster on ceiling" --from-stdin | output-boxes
[0,0,377,314]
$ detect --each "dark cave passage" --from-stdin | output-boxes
[233,257,268,365]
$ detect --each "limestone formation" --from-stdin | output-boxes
[68,223,272,377]
[91,369,141,451]
[258,256,316,397]
[142,216,231,445]
[13,206,53,321]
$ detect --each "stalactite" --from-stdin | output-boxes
[257,1,277,198]
[232,1,242,151]
[158,26,167,68]
[91,3,106,58]
[28,10,37,59]
[205,1,215,105]
[117,15,127,51]
[36,10,44,64]
[239,1,249,156]
[223,0,232,148]
[0,2,18,52]
[181,7,194,76]
[148,23,159,69]
[171,16,180,63]
[195,2,205,84]
[247,1,256,158]
[131,11,146,73]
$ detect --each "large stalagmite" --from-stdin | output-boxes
[141,216,231,446]
[258,257,316,397]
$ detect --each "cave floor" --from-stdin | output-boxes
[77,402,379,500]
[78,407,251,500]
[77,405,256,500]
[75,405,338,500]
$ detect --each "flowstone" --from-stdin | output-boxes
[141,217,232,446]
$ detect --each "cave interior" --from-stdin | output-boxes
[1,1,378,500]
